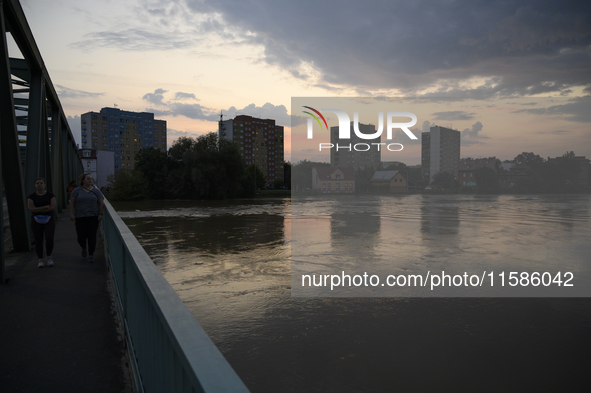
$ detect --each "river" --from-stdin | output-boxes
[112,194,591,392]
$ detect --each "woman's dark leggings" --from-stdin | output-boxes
[31,216,55,259]
[75,216,99,255]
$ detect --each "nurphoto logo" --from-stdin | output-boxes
[303,106,418,152]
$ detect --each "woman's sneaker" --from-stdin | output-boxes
[37,259,45,268]
[89,255,94,263]
[46,257,54,267]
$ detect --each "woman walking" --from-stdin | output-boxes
[69,174,104,263]
[27,178,57,268]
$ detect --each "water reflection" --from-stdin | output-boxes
[115,195,591,392]
[420,196,460,237]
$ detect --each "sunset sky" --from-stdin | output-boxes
[11,0,591,164]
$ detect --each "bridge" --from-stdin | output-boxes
[0,1,249,391]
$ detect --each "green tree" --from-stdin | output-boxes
[514,152,544,170]
[475,166,499,194]
[539,151,581,193]
[168,136,196,162]
[355,165,375,193]
[431,171,459,191]
[246,165,266,190]
[283,161,292,189]
[185,133,247,199]
[107,170,148,200]
[134,147,168,199]
[291,160,330,191]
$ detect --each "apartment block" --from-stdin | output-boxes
[330,122,381,170]
[421,126,460,183]
[81,107,167,172]
[218,114,284,185]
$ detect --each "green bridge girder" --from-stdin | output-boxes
[1,0,83,283]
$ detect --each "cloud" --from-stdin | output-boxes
[74,0,591,98]
[536,129,574,134]
[422,120,436,133]
[462,121,489,139]
[167,128,197,138]
[142,88,169,105]
[461,139,486,147]
[143,89,218,120]
[173,92,198,101]
[512,97,591,122]
[223,103,290,127]
[146,103,218,121]
[188,0,591,97]
[432,111,475,121]
[56,85,104,99]
[142,89,289,125]
[71,28,196,51]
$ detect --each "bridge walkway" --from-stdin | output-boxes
[0,210,132,393]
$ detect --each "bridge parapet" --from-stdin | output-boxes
[102,198,250,393]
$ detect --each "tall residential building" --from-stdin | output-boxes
[330,122,381,170]
[421,126,460,183]
[218,114,284,185]
[81,108,167,172]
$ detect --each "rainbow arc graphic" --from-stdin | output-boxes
[302,106,328,131]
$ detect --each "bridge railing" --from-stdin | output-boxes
[101,198,250,393]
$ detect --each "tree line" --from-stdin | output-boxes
[290,151,589,194]
[431,151,588,194]
[108,133,286,200]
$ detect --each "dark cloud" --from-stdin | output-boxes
[190,0,591,97]
[512,97,591,122]
[432,111,475,121]
[76,1,591,99]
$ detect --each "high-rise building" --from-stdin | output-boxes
[218,114,284,185]
[421,126,460,183]
[81,108,167,172]
[330,122,381,170]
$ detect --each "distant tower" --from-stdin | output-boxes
[219,111,226,139]
[421,125,461,183]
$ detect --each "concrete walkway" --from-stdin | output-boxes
[0,211,132,393]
